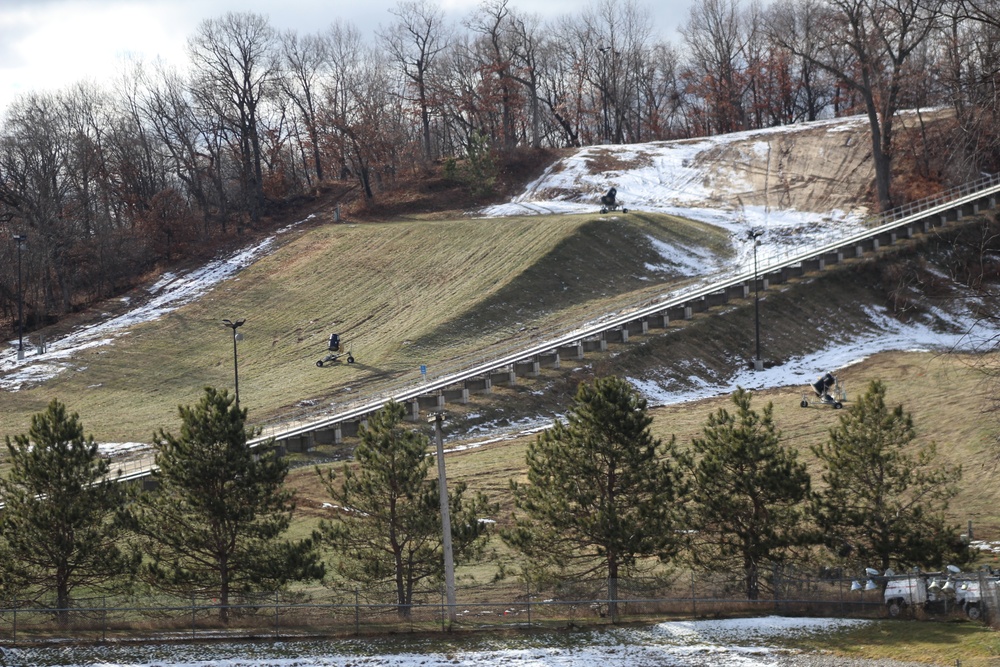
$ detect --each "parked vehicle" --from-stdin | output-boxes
[882,567,962,617]
[881,568,1000,619]
[956,576,1000,620]
[884,575,934,617]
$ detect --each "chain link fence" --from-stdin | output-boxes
[0,569,928,647]
[972,569,1000,629]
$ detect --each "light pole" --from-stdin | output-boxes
[748,228,764,371]
[13,234,26,361]
[222,318,245,406]
[430,411,456,625]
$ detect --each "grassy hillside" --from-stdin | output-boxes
[287,233,1000,551]
[289,360,1000,535]
[4,172,1000,550]
[286,345,1000,576]
[0,211,730,443]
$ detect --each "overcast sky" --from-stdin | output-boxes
[0,0,686,117]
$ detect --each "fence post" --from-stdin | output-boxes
[526,580,531,626]
[102,596,107,643]
[12,599,16,646]
[773,565,780,613]
[691,572,696,616]
[274,591,279,636]
[191,593,196,639]
[354,589,359,636]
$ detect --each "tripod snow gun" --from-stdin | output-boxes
[800,371,844,409]
[316,333,354,367]
[599,187,628,214]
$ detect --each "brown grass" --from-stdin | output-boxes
[286,344,1000,591]
[0,211,730,444]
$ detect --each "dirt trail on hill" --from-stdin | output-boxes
[517,110,952,220]
[494,118,878,219]
[693,118,875,215]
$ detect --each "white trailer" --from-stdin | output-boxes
[884,576,931,617]
[956,576,1000,620]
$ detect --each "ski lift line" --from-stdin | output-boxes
[249,177,1000,448]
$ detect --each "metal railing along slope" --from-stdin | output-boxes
[106,173,1000,482]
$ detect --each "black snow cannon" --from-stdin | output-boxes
[316,333,355,367]
[801,371,843,409]
[599,187,628,214]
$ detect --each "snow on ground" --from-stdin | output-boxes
[644,233,727,277]
[481,117,868,219]
[8,616,871,666]
[1,216,312,391]
[628,302,999,408]
[446,297,997,451]
[479,117,870,270]
[0,217,312,455]
[0,113,987,453]
[971,539,1000,554]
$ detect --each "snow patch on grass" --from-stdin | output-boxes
[1,216,314,392]
[628,301,1000,407]
[10,616,875,666]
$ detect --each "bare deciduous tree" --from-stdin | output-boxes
[381,0,451,161]
[280,30,331,184]
[187,11,278,223]
[682,0,749,134]
[767,0,941,211]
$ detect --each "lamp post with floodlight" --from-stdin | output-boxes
[748,228,764,371]
[222,318,245,407]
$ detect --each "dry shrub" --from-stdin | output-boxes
[583,148,652,175]
[894,173,946,205]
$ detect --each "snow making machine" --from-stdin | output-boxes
[599,187,629,214]
[800,371,845,409]
[316,332,354,367]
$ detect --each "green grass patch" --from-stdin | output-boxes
[781,619,1000,664]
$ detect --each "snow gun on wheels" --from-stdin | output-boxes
[316,333,354,367]
[800,371,844,409]
[599,187,628,214]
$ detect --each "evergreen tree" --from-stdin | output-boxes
[811,379,964,572]
[125,387,323,623]
[685,388,811,600]
[318,401,495,618]
[502,376,686,620]
[0,399,139,626]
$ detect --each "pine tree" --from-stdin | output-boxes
[502,376,686,620]
[685,387,811,600]
[318,401,495,618]
[811,379,964,572]
[0,399,139,626]
[125,387,323,623]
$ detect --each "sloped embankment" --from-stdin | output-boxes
[0,210,733,443]
[422,220,1000,532]
[410,211,734,351]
